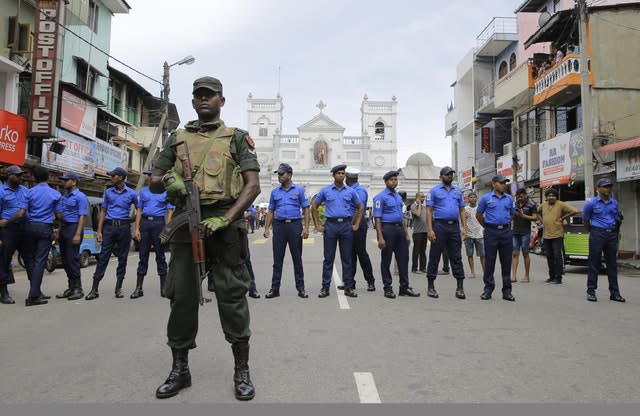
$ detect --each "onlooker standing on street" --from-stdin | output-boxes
[131,169,174,299]
[537,188,577,285]
[511,188,537,283]
[263,163,310,299]
[311,164,363,298]
[425,166,467,300]
[410,192,428,274]
[343,167,376,291]
[24,166,61,306]
[55,172,89,301]
[476,175,516,301]
[373,170,420,299]
[85,167,139,300]
[463,191,484,279]
[0,165,29,305]
[583,178,625,303]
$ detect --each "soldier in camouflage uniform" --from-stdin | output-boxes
[150,76,260,401]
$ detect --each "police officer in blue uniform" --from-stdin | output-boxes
[131,169,174,299]
[583,178,625,303]
[476,175,516,301]
[55,172,89,301]
[425,166,467,299]
[263,163,310,298]
[311,164,363,298]
[86,167,139,300]
[24,166,61,306]
[0,165,29,304]
[342,167,376,292]
[373,170,420,299]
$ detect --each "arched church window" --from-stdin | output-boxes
[375,122,385,141]
[498,61,508,79]
[509,53,517,71]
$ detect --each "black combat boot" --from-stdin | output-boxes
[0,283,15,304]
[159,275,166,298]
[455,278,466,299]
[231,342,255,401]
[67,278,84,300]
[130,275,144,299]
[115,278,124,298]
[56,279,73,299]
[85,279,100,301]
[427,279,439,298]
[156,348,192,399]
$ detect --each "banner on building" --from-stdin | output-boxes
[95,139,127,177]
[41,128,96,177]
[60,89,97,139]
[30,0,62,136]
[461,168,473,190]
[496,150,527,182]
[616,148,640,182]
[539,130,585,187]
[0,109,27,165]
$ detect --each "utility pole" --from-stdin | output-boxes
[577,0,594,199]
[161,60,170,146]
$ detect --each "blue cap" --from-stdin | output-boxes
[439,166,455,176]
[107,167,128,177]
[491,174,510,183]
[274,163,293,174]
[596,178,613,187]
[59,172,80,182]
[5,165,24,176]
[383,170,399,181]
[330,164,347,174]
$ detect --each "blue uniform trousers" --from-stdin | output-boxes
[136,218,168,277]
[24,222,53,299]
[0,223,32,284]
[380,223,409,290]
[271,220,305,290]
[321,220,353,289]
[59,222,82,281]
[482,227,513,295]
[587,228,620,295]
[349,223,374,284]
[426,221,464,279]
[93,223,131,281]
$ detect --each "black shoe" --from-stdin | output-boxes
[427,288,439,298]
[318,288,330,298]
[115,278,124,299]
[38,293,51,300]
[56,288,72,299]
[586,293,597,302]
[610,293,626,303]
[156,349,191,399]
[384,289,396,299]
[545,278,560,284]
[337,285,345,290]
[344,288,358,298]
[297,290,308,298]
[231,343,255,401]
[367,282,376,292]
[399,287,420,297]
[25,297,48,306]
[130,275,144,299]
[480,292,492,300]
[248,289,261,299]
[502,293,516,302]
[67,287,84,301]
[85,280,100,301]
[265,289,280,299]
[455,288,466,299]
[0,292,15,304]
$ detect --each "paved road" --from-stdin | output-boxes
[1,229,639,403]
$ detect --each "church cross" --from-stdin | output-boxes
[316,100,326,112]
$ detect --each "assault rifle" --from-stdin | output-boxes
[159,141,209,305]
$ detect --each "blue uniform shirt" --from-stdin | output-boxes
[583,194,618,229]
[139,187,173,217]
[315,184,361,218]
[56,188,89,223]
[269,183,309,220]
[351,182,368,210]
[0,183,28,222]
[26,182,61,224]
[103,185,139,220]
[426,183,465,220]
[477,191,515,225]
[372,188,404,223]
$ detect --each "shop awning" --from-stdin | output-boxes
[598,137,640,153]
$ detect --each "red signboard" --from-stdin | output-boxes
[29,0,61,136]
[481,127,491,153]
[60,89,97,139]
[0,109,27,165]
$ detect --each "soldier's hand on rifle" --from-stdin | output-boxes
[162,170,187,201]
[200,216,231,237]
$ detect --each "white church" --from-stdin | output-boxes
[246,94,401,204]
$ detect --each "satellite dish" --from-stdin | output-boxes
[538,11,551,27]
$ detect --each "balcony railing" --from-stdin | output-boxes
[344,137,362,145]
[533,54,592,96]
[279,135,299,144]
[476,17,517,46]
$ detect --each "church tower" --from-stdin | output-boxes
[361,94,398,174]
[246,93,283,194]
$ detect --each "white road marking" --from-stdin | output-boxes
[354,372,381,403]
[332,265,350,310]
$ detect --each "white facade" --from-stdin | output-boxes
[247,95,399,204]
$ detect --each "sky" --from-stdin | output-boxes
[110,0,520,168]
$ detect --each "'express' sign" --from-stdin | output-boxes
[0,109,27,165]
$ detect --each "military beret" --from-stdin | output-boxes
[193,76,223,95]
[383,170,399,181]
[330,164,347,174]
